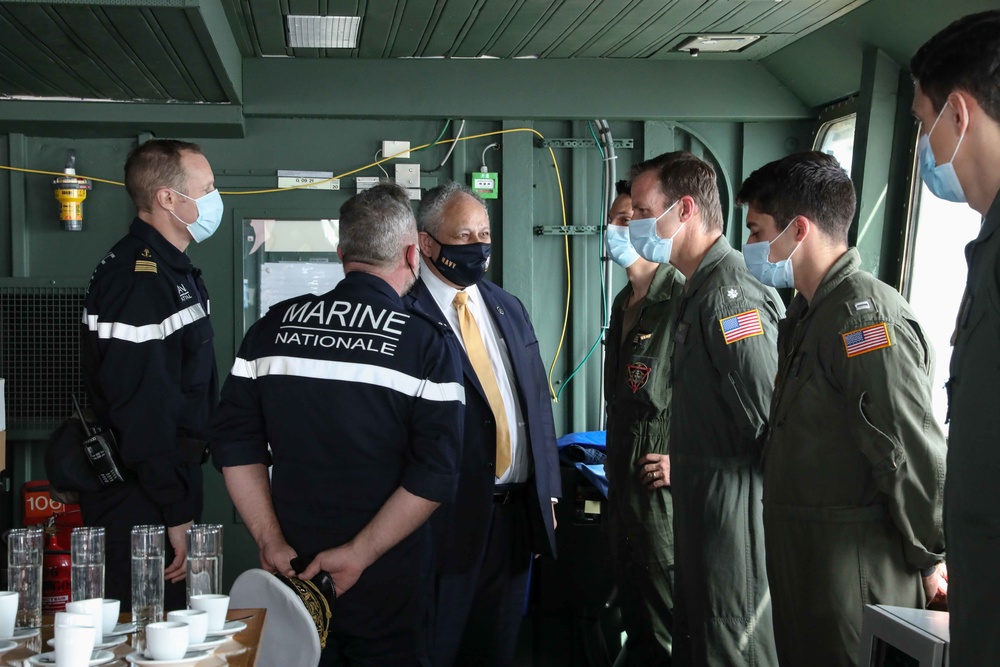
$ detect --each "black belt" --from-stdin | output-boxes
[493,483,526,505]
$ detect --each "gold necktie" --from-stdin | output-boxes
[453,290,512,478]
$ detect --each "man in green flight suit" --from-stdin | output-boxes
[629,151,780,666]
[737,151,947,667]
[911,10,1000,665]
[604,179,684,666]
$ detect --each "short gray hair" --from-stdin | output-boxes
[338,183,416,269]
[416,181,488,237]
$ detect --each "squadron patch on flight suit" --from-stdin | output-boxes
[134,248,157,274]
[719,309,763,344]
[842,323,891,357]
[626,362,652,393]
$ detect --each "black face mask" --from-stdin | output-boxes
[429,234,491,288]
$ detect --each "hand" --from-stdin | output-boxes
[299,543,366,597]
[923,562,948,610]
[638,453,670,491]
[164,521,193,584]
[260,539,298,578]
[552,502,558,531]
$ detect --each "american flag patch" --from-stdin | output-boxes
[719,309,764,345]
[842,323,891,357]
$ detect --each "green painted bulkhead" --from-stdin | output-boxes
[1,0,994,591]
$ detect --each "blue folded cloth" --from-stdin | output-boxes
[556,430,606,450]
[575,463,609,499]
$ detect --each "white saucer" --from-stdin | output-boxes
[208,620,246,637]
[0,639,16,653]
[0,627,40,642]
[48,633,128,651]
[114,621,139,635]
[187,635,228,652]
[28,650,115,666]
[125,649,213,666]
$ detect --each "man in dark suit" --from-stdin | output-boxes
[406,181,561,667]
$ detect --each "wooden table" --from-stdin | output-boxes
[0,608,266,666]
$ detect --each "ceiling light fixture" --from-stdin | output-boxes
[675,34,763,54]
[286,15,360,49]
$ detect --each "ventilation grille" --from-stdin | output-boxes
[0,286,87,431]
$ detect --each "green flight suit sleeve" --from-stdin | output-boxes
[826,314,947,571]
[705,295,782,453]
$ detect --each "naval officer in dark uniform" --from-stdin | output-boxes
[211,183,466,666]
[81,139,221,610]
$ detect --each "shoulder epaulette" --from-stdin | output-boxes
[134,248,157,274]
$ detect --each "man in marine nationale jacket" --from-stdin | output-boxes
[737,151,947,667]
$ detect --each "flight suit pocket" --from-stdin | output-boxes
[856,391,904,476]
[728,372,765,439]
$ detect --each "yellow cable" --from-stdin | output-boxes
[0,164,123,186]
[0,127,573,401]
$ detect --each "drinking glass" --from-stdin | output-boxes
[185,524,223,606]
[70,527,105,602]
[131,525,164,632]
[7,527,43,630]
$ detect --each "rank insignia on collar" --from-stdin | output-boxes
[626,362,652,393]
[721,285,743,302]
[846,298,877,316]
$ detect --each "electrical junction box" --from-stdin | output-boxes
[395,164,420,189]
[472,171,499,199]
[356,176,381,193]
[382,140,410,159]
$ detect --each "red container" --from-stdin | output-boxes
[21,481,82,614]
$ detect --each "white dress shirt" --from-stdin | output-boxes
[419,256,530,484]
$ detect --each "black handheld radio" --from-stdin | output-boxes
[72,396,126,487]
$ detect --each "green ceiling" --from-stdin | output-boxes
[0,0,993,109]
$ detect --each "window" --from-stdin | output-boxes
[814,114,857,177]
[903,182,981,432]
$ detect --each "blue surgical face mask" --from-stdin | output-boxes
[742,222,800,289]
[918,102,967,203]
[171,188,224,243]
[628,200,681,265]
[606,225,641,268]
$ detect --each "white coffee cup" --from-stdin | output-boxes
[54,612,93,629]
[101,599,120,639]
[167,609,209,645]
[189,594,229,631]
[145,621,189,661]
[54,623,96,667]
[65,598,103,641]
[0,591,17,639]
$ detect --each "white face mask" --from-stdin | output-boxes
[170,188,224,243]
[606,225,641,268]
[741,222,800,289]
[628,200,681,265]
[918,101,968,203]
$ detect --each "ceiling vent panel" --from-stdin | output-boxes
[675,34,764,53]
[286,15,360,49]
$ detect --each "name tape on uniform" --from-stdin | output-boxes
[842,322,891,357]
[719,309,763,345]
